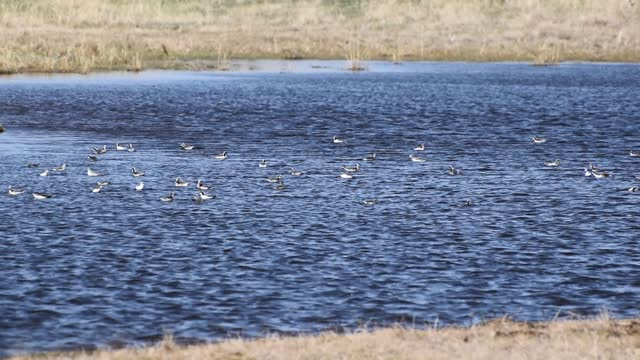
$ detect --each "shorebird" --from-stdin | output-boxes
[92,145,107,154]
[135,182,144,191]
[410,154,426,163]
[8,186,25,196]
[131,167,145,177]
[592,170,611,179]
[92,184,103,193]
[544,159,560,167]
[96,181,110,187]
[266,175,283,183]
[160,192,176,202]
[458,200,472,207]
[584,168,593,177]
[290,168,303,176]
[414,144,425,151]
[180,143,194,151]
[87,155,98,162]
[448,166,462,175]
[51,163,67,172]
[127,143,136,152]
[87,168,101,177]
[175,177,189,187]
[630,150,640,157]
[39,169,49,177]
[363,199,379,206]
[588,163,600,172]
[196,180,210,191]
[343,164,360,172]
[340,172,353,179]
[628,186,640,192]
[332,136,345,144]
[532,136,547,143]
[116,143,127,151]
[363,153,376,161]
[259,159,268,168]
[198,190,214,200]
[192,193,205,203]
[32,192,53,200]
[214,151,228,160]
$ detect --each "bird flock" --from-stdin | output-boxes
[6,135,640,202]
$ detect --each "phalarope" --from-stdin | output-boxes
[448,166,462,175]
[414,144,425,151]
[592,170,611,179]
[630,150,640,157]
[340,172,353,179]
[343,164,360,172]
[127,143,136,152]
[363,199,378,206]
[92,145,107,154]
[27,163,39,168]
[259,159,268,168]
[196,180,210,191]
[457,199,472,207]
[214,151,228,160]
[266,175,283,183]
[32,192,53,200]
[290,168,303,176]
[363,153,376,161]
[175,177,189,187]
[131,167,145,177]
[544,159,560,167]
[135,182,144,191]
[160,192,176,202]
[39,169,49,177]
[116,143,127,151]
[180,143,194,151]
[8,186,25,196]
[410,154,426,163]
[51,163,67,172]
[628,186,640,192]
[87,168,101,177]
[92,184,104,193]
[198,190,214,200]
[532,136,547,144]
[87,155,98,162]
[96,181,110,187]
[332,136,345,144]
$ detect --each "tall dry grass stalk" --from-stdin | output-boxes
[0,0,639,73]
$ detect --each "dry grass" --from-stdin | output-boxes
[0,0,639,73]
[9,316,640,360]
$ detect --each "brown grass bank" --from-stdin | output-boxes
[1,0,640,74]
[11,316,640,360]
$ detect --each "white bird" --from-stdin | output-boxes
[51,163,67,172]
[588,163,600,172]
[414,144,425,151]
[544,159,560,167]
[266,175,283,183]
[131,167,145,177]
[92,145,107,154]
[340,172,353,179]
[39,169,49,177]
[8,186,25,196]
[116,143,127,151]
[332,136,344,144]
[630,150,640,157]
[180,143,194,151]
[628,186,640,192]
[448,166,462,175]
[410,154,426,163]
[160,192,176,202]
[92,184,103,193]
[196,180,210,191]
[584,168,593,177]
[532,136,547,143]
[135,182,144,191]
[363,153,376,161]
[290,168,303,176]
[192,193,205,203]
[97,181,110,187]
[592,171,611,179]
[87,168,101,177]
[363,199,378,206]
[198,190,213,200]
[175,177,189,187]
[214,151,228,160]
[259,159,268,168]
[32,192,53,200]
[127,143,136,152]
[343,164,360,172]
[636,175,640,180]
[457,200,472,207]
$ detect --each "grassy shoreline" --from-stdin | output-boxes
[10,316,640,359]
[1,0,639,74]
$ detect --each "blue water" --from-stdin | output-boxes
[1,62,640,356]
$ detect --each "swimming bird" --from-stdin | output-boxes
[92,145,107,154]
[87,168,101,177]
[363,199,379,206]
[592,170,611,179]
[198,190,214,200]
[27,163,39,168]
[175,177,189,187]
[135,182,144,191]
[259,159,268,168]
[458,200,472,207]
[116,143,127,151]
[290,168,303,176]
[180,143,194,151]
[32,192,53,200]
[266,175,283,183]
[628,186,640,192]
[131,167,145,177]
[363,153,376,161]
[92,184,103,193]
[340,172,353,179]
[274,182,286,191]
[96,181,111,187]
[448,166,462,175]
[410,154,426,163]
[51,163,67,172]
[588,163,600,172]
[160,192,176,202]
[544,159,560,167]
[39,169,49,177]
[127,143,136,152]
[332,136,345,144]
[630,150,640,157]
[87,155,98,162]
[196,180,210,191]
[414,144,425,151]
[8,186,25,196]
[343,164,360,172]
[532,136,547,143]
[192,193,205,203]
[213,151,228,160]
[584,168,593,177]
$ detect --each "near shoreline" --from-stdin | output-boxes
[1,0,639,74]
[9,316,640,360]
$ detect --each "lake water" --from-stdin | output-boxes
[1,61,640,356]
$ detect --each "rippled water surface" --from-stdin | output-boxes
[1,62,640,355]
